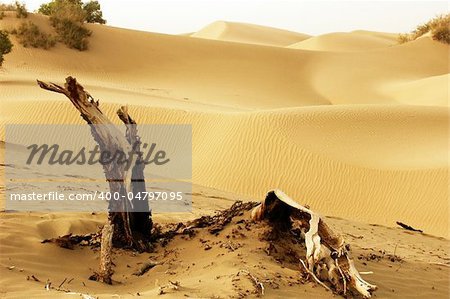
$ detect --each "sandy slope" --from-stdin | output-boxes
[191,21,311,46]
[288,30,398,52]
[0,185,448,298]
[0,12,449,298]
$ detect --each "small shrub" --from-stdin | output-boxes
[14,21,56,49]
[0,11,5,19]
[399,14,450,44]
[411,23,430,40]
[432,22,450,44]
[397,33,410,44]
[14,1,27,18]
[0,30,13,66]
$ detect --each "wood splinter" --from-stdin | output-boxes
[98,224,114,284]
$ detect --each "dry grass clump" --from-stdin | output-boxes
[399,14,450,44]
[14,1,27,18]
[11,21,56,49]
[0,1,28,18]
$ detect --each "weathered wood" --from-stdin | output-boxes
[37,77,152,253]
[117,106,152,245]
[98,224,114,284]
[252,189,377,298]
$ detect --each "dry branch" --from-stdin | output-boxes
[252,189,377,298]
[238,270,265,296]
[396,221,423,233]
[300,259,332,292]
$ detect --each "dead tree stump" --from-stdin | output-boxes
[37,77,153,255]
[252,190,377,298]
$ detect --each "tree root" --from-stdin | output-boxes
[252,189,377,298]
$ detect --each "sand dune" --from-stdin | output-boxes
[0,13,449,298]
[1,15,447,110]
[2,100,448,238]
[1,14,449,236]
[288,30,398,52]
[191,20,310,46]
[383,73,449,106]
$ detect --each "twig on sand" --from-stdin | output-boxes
[58,278,68,289]
[133,261,159,276]
[28,275,40,282]
[238,270,265,296]
[300,259,332,293]
[66,292,97,299]
[396,221,423,233]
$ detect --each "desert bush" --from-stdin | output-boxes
[14,21,56,49]
[399,14,450,44]
[0,30,13,66]
[14,1,27,18]
[53,18,91,50]
[397,33,409,44]
[38,0,98,50]
[39,0,105,24]
[48,0,86,24]
[432,21,450,44]
[0,11,5,19]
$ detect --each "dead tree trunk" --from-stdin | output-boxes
[37,77,152,253]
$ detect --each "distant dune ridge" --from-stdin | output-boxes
[287,30,398,51]
[191,20,311,46]
[0,14,448,240]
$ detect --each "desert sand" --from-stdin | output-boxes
[0,13,449,298]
